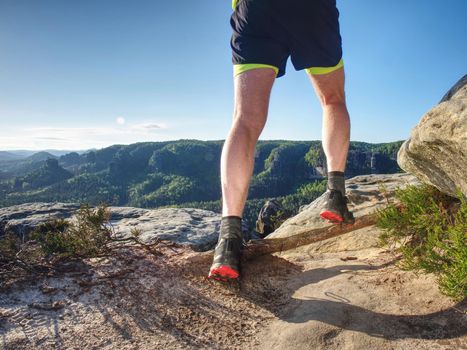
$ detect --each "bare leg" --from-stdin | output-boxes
[221,68,276,217]
[308,67,350,172]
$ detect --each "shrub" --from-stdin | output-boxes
[32,205,113,258]
[0,204,164,289]
[0,232,21,261]
[377,184,466,300]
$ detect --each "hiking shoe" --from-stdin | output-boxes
[208,218,243,281]
[320,190,355,224]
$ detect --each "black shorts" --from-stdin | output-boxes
[231,0,343,77]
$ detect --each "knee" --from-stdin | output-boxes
[319,91,346,108]
[232,112,266,139]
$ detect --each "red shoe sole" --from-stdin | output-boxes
[320,211,344,223]
[208,265,239,281]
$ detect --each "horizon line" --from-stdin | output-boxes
[0,138,406,153]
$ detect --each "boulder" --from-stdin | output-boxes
[0,202,80,239]
[109,206,220,251]
[397,75,467,197]
[0,203,220,251]
[255,199,284,238]
[268,173,418,239]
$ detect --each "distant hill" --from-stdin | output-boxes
[2,149,89,158]
[0,151,58,178]
[12,158,72,191]
[25,151,57,162]
[0,151,23,161]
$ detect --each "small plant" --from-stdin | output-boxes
[32,204,113,258]
[377,184,466,300]
[0,204,114,287]
[0,204,166,289]
[0,232,21,261]
[269,209,289,231]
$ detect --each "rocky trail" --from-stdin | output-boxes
[1,174,466,350]
[1,226,465,349]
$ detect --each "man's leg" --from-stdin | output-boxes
[308,67,349,173]
[221,68,276,217]
[308,67,354,223]
[209,67,276,280]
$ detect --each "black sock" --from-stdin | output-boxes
[220,216,242,239]
[327,171,345,196]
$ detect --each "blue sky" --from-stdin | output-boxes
[0,0,465,150]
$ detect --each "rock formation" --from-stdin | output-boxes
[268,173,418,239]
[255,199,284,238]
[0,203,220,252]
[398,75,467,197]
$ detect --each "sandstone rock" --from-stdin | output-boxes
[109,206,220,251]
[268,173,418,239]
[0,203,220,251]
[398,75,467,197]
[255,199,284,238]
[0,202,80,239]
[440,74,467,103]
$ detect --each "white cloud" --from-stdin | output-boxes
[116,117,126,125]
[130,122,165,132]
[0,121,170,150]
